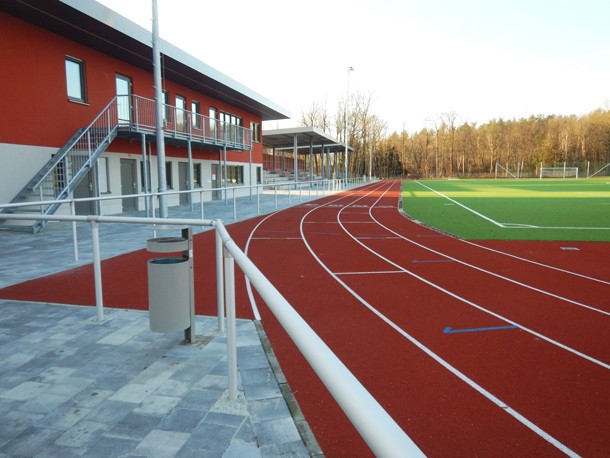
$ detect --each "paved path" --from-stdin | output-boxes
[0,188,357,457]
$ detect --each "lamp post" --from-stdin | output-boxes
[152,0,167,217]
[345,66,354,180]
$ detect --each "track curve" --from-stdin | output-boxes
[245,179,610,457]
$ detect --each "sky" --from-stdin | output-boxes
[96,0,610,133]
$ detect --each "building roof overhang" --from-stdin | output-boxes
[0,0,290,121]
[263,127,350,154]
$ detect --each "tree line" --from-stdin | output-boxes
[300,93,610,178]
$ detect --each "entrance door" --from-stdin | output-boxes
[211,163,221,200]
[178,162,189,204]
[120,158,138,211]
[73,169,96,215]
[116,74,133,126]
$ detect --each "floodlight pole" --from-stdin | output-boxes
[345,66,354,181]
[152,0,168,218]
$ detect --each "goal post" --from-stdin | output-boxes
[587,161,610,178]
[495,162,518,179]
[539,163,579,179]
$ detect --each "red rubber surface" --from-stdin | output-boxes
[2,180,609,457]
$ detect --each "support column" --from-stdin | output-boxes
[187,140,194,211]
[223,145,228,205]
[141,133,150,216]
[293,134,298,189]
[249,146,253,203]
[309,139,314,183]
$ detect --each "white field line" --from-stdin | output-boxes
[300,180,580,458]
[415,181,610,231]
[414,181,505,227]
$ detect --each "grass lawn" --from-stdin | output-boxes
[401,178,610,241]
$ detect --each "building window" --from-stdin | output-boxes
[163,90,170,121]
[98,157,110,193]
[65,56,87,103]
[256,166,262,184]
[225,165,244,185]
[220,111,242,127]
[192,101,201,129]
[221,111,242,144]
[176,95,186,131]
[165,161,173,188]
[209,107,217,138]
[250,122,261,143]
[193,163,202,187]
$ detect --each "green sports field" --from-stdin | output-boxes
[401,178,610,242]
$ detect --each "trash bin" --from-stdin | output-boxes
[147,236,191,333]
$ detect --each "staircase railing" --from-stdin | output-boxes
[32,96,120,209]
[2,94,253,232]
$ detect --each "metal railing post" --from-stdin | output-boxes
[224,246,238,401]
[90,220,104,322]
[71,201,79,262]
[215,224,225,333]
[232,188,237,220]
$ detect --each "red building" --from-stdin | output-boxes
[0,0,290,231]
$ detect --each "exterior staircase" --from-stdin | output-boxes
[0,94,253,233]
[0,98,120,233]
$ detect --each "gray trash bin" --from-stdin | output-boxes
[147,236,191,333]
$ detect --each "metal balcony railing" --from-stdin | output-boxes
[122,94,252,151]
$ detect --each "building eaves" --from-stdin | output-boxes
[0,0,290,121]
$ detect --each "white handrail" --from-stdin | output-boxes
[1,211,422,457]
[214,222,424,457]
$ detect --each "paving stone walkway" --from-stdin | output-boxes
[0,301,313,457]
[0,187,357,457]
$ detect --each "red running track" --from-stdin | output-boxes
[242,179,610,457]
[1,180,609,456]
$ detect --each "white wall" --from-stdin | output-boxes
[1,143,262,215]
[0,143,54,204]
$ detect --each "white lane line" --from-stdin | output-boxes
[243,181,390,320]
[250,237,303,240]
[361,187,610,367]
[378,219,610,317]
[336,270,404,276]
[300,180,580,457]
[459,239,610,286]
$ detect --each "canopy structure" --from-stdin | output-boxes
[262,127,353,181]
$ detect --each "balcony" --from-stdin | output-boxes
[117,94,252,151]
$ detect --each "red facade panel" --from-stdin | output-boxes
[0,12,262,162]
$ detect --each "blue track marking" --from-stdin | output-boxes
[443,325,518,334]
